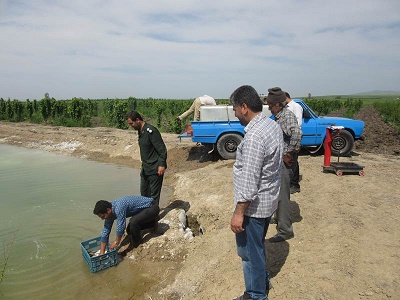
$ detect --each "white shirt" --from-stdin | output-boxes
[286,100,303,126]
[199,95,216,106]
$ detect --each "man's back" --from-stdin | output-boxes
[112,195,153,218]
[100,195,154,243]
[199,95,216,106]
[286,100,303,126]
[275,107,302,153]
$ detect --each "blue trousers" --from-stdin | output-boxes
[236,216,270,300]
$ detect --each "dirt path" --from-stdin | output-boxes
[1,120,399,299]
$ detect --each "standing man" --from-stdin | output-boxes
[285,92,303,194]
[93,195,160,254]
[177,95,216,122]
[126,110,167,205]
[230,85,283,300]
[267,87,302,243]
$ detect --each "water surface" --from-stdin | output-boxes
[0,144,168,299]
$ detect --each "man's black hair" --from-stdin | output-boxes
[93,200,112,215]
[125,110,143,121]
[229,85,263,112]
[285,92,291,99]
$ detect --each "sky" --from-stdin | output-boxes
[0,0,399,100]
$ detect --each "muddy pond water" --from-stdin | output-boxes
[0,144,170,299]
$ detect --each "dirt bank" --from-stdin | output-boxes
[1,111,399,299]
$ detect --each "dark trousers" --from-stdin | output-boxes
[126,203,160,244]
[276,165,294,239]
[140,173,164,205]
[290,152,300,188]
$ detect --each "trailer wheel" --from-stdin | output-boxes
[216,133,243,160]
[330,129,354,157]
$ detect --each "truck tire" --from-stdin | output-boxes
[330,129,354,156]
[216,133,243,160]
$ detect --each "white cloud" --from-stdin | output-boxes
[0,0,399,100]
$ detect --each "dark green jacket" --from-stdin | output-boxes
[138,123,167,175]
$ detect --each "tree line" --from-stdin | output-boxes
[1,96,398,132]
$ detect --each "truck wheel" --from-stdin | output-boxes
[216,133,243,160]
[330,129,354,156]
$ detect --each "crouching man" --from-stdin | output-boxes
[93,195,159,254]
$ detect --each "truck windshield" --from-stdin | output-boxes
[294,99,318,119]
[306,105,318,117]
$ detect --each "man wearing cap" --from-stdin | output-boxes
[230,85,283,300]
[266,87,302,243]
[285,91,303,194]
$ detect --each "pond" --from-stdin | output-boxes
[0,144,170,299]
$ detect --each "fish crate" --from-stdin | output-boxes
[80,236,117,273]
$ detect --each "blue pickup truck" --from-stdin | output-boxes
[183,99,364,160]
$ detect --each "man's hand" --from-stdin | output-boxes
[230,214,245,233]
[110,236,121,249]
[99,241,107,255]
[230,202,250,233]
[283,152,294,166]
[110,240,118,249]
[157,166,166,176]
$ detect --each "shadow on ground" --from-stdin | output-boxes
[266,240,290,278]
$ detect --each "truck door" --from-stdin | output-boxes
[296,101,319,146]
[300,109,318,146]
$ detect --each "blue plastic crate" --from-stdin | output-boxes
[80,236,117,273]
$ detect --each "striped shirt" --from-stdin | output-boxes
[274,107,302,154]
[233,113,283,218]
[101,195,154,243]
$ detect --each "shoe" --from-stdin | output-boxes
[152,218,159,233]
[117,243,134,256]
[233,292,253,300]
[269,217,277,224]
[130,238,143,249]
[176,117,181,124]
[269,234,294,243]
[290,186,300,194]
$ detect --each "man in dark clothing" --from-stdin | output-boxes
[125,110,167,205]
